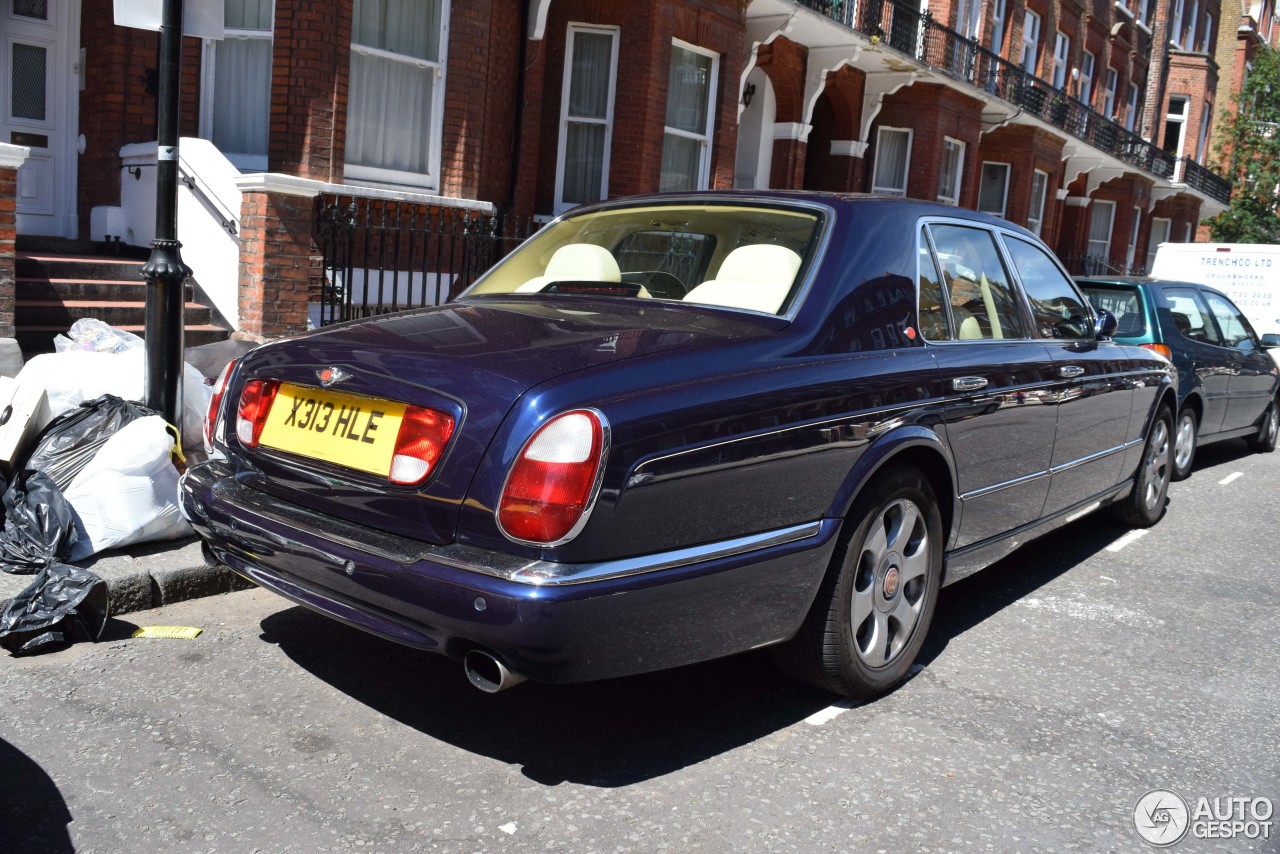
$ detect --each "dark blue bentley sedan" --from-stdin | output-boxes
[181,192,1176,699]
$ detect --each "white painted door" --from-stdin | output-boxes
[3,0,78,237]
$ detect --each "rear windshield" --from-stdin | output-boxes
[465,203,823,316]
[1081,285,1146,337]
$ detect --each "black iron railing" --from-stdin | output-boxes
[796,0,1230,204]
[314,196,532,326]
[1178,157,1232,203]
[1060,250,1141,277]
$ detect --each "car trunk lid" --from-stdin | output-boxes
[226,297,781,545]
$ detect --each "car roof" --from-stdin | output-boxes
[574,190,1038,239]
[1075,275,1234,301]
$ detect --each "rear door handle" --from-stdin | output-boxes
[952,376,989,392]
[1058,365,1085,378]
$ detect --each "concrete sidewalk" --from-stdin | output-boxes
[0,537,250,618]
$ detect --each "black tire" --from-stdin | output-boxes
[1246,398,1279,454]
[1171,406,1197,481]
[772,465,943,699]
[1114,405,1173,528]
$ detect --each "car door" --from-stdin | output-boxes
[1160,286,1231,436]
[921,222,1057,547]
[1200,289,1280,431]
[1000,234,1133,515]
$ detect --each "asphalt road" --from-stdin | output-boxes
[2,440,1277,853]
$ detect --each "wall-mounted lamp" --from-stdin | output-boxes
[742,82,756,108]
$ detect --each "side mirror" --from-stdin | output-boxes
[1261,333,1280,349]
[1094,308,1118,339]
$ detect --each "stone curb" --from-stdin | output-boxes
[0,537,252,620]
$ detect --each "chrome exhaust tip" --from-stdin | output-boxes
[200,540,220,568]
[463,649,526,693]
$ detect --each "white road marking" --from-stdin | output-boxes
[1218,471,1244,485]
[804,702,855,726]
[1105,529,1149,552]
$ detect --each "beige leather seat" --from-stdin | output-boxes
[517,243,622,293]
[682,244,803,314]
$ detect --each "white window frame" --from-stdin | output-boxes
[977,161,1011,217]
[1126,206,1142,271]
[553,23,619,214]
[1052,32,1070,89]
[937,137,965,206]
[1028,169,1049,236]
[1125,83,1139,131]
[871,126,913,197]
[1146,216,1171,273]
[1171,0,1185,48]
[344,0,450,190]
[1021,10,1041,73]
[1103,68,1118,118]
[1138,0,1152,25]
[1088,199,1116,261]
[1201,13,1213,51]
[1165,95,1189,159]
[1079,50,1095,104]
[956,0,981,39]
[660,38,719,193]
[991,0,1008,53]
[1186,0,1200,51]
[1197,101,1210,164]
[199,2,274,171]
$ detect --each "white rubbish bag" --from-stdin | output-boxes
[16,348,212,452]
[63,416,193,560]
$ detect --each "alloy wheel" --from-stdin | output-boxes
[850,498,930,667]
[1142,417,1171,512]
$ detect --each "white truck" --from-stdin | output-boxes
[1150,242,1280,338]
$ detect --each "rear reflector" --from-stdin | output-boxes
[498,410,606,545]
[236,379,280,447]
[388,405,456,485]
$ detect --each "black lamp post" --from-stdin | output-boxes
[140,0,190,437]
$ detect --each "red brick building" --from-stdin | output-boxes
[0,0,1234,347]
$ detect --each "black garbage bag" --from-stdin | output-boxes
[18,395,157,490]
[0,563,109,655]
[0,470,78,572]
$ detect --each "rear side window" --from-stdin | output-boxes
[1164,288,1221,345]
[1081,285,1145,337]
[1003,236,1090,339]
[917,229,952,340]
[927,224,1027,340]
[1201,291,1259,350]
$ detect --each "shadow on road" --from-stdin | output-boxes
[257,512,1141,787]
[0,737,74,854]
[919,516,1131,668]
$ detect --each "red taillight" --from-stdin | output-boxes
[236,379,280,447]
[497,410,606,545]
[389,405,456,485]
[1142,343,1173,360]
[204,359,237,452]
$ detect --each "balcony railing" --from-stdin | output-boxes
[795,0,1230,204]
[1177,157,1232,204]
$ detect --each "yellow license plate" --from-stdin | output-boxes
[258,383,406,476]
